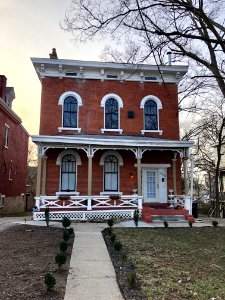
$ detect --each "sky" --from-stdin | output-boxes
[0,0,105,135]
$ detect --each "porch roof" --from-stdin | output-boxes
[32,134,194,150]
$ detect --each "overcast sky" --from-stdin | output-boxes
[0,0,105,135]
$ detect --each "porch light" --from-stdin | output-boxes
[129,172,134,179]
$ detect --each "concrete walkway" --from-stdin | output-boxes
[64,222,124,300]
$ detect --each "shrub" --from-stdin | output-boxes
[189,221,193,228]
[68,227,74,235]
[55,251,67,267]
[44,273,56,290]
[105,227,112,235]
[62,217,71,229]
[133,209,139,228]
[212,220,219,227]
[107,218,114,228]
[114,241,122,251]
[59,241,68,252]
[164,221,169,228]
[127,272,136,288]
[121,253,127,265]
[110,233,116,242]
[63,229,70,241]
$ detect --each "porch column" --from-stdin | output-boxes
[172,154,177,195]
[87,155,93,196]
[137,158,142,196]
[36,155,43,197]
[183,157,189,195]
[41,156,47,195]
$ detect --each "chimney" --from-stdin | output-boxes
[0,75,7,99]
[167,51,172,66]
[49,48,58,59]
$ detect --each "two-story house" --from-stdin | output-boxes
[0,75,29,214]
[32,49,194,222]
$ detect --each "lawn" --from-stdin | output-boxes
[105,227,225,300]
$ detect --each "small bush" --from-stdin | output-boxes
[68,227,74,235]
[105,227,112,235]
[59,241,68,252]
[127,272,136,288]
[110,233,116,242]
[63,229,70,241]
[164,221,169,228]
[121,253,127,265]
[44,273,56,291]
[62,217,71,229]
[114,241,122,251]
[55,251,67,267]
[107,218,114,228]
[189,221,193,228]
[212,220,219,227]
[133,209,139,228]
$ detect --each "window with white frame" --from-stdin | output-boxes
[4,124,9,148]
[61,154,76,192]
[58,91,83,132]
[56,150,82,194]
[140,95,163,135]
[104,155,118,191]
[101,93,123,133]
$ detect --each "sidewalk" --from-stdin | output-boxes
[64,222,124,300]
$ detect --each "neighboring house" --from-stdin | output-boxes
[31,49,194,222]
[0,75,29,213]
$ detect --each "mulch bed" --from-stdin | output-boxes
[0,224,73,300]
[103,228,147,300]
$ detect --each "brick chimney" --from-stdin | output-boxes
[0,75,7,99]
[49,48,58,59]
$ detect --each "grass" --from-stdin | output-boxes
[112,227,225,300]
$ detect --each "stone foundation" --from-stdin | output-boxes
[1,195,26,215]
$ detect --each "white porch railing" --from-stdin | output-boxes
[35,195,143,211]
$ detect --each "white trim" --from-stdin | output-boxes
[99,151,123,166]
[58,127,81,133]
[100,192,123,195]
[56,150,82,165]
[140,95,163,109]
[101,128,123,134]
[101,93,123,108]
[141,130,163,135]
[56,191,80,196]
[58,91,83,106]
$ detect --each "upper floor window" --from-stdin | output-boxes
[140,95,163,135]
[144,100,157,130]
[63,96,77,128]
[4,124,9,148]
[101,93,123,134]
[58,91,83,133]
[105,98,118,129]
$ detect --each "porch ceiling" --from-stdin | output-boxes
[32,134,193,150]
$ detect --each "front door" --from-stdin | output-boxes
[142,168,167,203]
[143,169,158,202]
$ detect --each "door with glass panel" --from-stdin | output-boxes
[143,169,158,202]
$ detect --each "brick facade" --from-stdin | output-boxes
[0,75,29,213]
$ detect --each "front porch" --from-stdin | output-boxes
[33,194,194,222]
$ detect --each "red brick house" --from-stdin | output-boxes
[0,75,29,214]
[32,49,194,222]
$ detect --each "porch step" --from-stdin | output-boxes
[151,215,187,223]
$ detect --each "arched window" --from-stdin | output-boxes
[105,98,118,129]
[63,96,77,128]
[61,154,76,192]
[144,100,158,130]
[104,155,118,191]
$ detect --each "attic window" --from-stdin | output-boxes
[107,75,118,79]
[65,72,77,77]
[145,76,157,81]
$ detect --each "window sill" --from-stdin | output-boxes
[58,127,81,133]
[56,192,80,196]
[101,129,123,134]
[4,145,8,149]
[141,130,163,135]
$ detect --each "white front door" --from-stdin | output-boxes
[142,168,167,203]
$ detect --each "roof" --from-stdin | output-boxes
[32,134,194,149]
